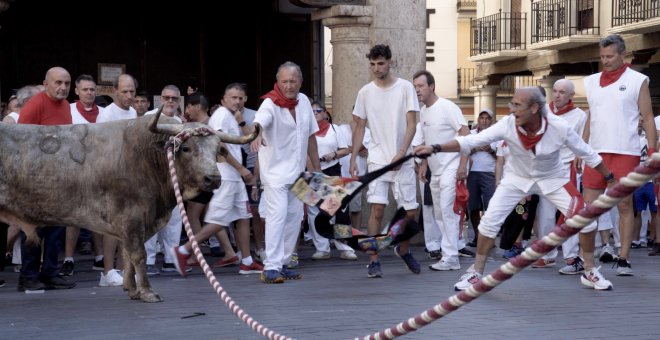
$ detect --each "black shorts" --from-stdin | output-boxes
[190,190,213,204]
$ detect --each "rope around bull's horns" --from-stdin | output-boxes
[168,145,660,340]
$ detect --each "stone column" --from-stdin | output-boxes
[312,5,373,124]
[536,76,562,103]
[475,85,498,121]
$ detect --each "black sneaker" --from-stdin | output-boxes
[458,248,475,258]
[0,279,6,288]
[161,263,177,272]
[18,277,46,292]
[92,259,104,271]
[41,275,76,290]
[78,241,93,255]
[59,260,74,276]
[428,250,442,260]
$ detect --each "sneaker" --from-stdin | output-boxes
[466,239,477,247]
[367,261,383,278]
[161,263,178,272]
[394,245,421,274]
[281,265,302,280]
[429,259,460,271]
[78,241,93,255]
[614,258,634,276]
[531,258,556,268]
[631,241,642,249]
[59,260,74,276]
[458,248,475,258]
[428,250,442,260]
[288,253,299,268]
[502,245,523,259]
[599,244,616,263]
[339,250,358,261]
[99,269,124,287]
[17,277,46,292]
[41,275,76,290]
[558,257,584,275]
[580,266,613,290]
[239,261,264,275]
[209,246,225,258]
[311,251,331,260]
[0,279,5,288]
[212,255,240,268]
[92,258,104,271]
[649,244,660,256]
[166,246,190,277]
[146,265,160,276]
[454,270,482,291]
[260,269,285,284]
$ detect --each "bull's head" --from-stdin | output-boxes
[147,106,260,199]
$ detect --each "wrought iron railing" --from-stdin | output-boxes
[498,75,538,96]
[470,11,527,56]
[456,68,537,97]
[531,0,600,43]
[612,0,660,27]
[457,68,476,97]
[457,0,477,12]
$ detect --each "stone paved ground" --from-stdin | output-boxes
[1,244,659,340]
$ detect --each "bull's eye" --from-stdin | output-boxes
[181,146,191,153]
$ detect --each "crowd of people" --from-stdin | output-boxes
[1,34,659,292]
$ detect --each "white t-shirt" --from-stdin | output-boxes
[352,78,419,165]
[144,109,183,123]
[415,97,467,173]
[584,67,648,155]
[549,106,587,164]
[468,128,498,172]
[241,108,258,169]
[96,103,137,122]
[338,124,369,177]
[6,111,19,123]
[209,106,242,182]
[70,102,103,124]
[316,123,347,171]
[254,93,318,186]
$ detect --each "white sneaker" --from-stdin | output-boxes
[580,266,613,290]
[99,269,124,287]
[454,270,482,291]
[311,251,331,260]
[429,259,460,271]
[339,251,358,261]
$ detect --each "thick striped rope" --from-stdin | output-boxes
[166,143,291,340]
[357,152,660,340]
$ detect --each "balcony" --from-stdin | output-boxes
[456,68,536,97]
[457,0,476,13]
[610,0,660,34]
[530,0,601,51]
[470,11,528,62]
[457,68,476,97]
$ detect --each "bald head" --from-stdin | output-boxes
[552,79,575,109]
[43,66,71,101]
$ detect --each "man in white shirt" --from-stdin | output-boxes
[415,87,616,292]
[412,70,470,271]
[250,61,321,284]
[349,44,420,278]
[582,34,657,276]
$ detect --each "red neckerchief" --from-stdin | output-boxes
[549,100,575,116]
[600,63,629,87]
[260,83,298,109]
[75,100,99,122]
[517,117,547,153]
[316,119,330,137]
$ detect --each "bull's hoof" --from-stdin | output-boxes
[128,290,141,300]
[141,291,163,303]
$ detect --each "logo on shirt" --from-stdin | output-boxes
[619,85,627,91]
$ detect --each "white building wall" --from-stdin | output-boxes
[426,0,459,99]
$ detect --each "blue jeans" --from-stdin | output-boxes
[20,226,65,280]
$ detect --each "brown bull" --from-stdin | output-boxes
[0,109,259,302]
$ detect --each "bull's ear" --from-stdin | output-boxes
[216,144,229,163]
[148,106,183,135]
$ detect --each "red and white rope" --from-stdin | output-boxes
[357,153,660,340]
[166,143,292,340]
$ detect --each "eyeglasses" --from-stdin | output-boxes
[508,102,527,110]
[162,96,180,103]
[313,108,324,113]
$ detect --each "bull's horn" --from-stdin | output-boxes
[213,123,261,144]
[148,106,184,135]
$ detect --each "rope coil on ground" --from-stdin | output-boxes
[167,146,292,340]
[358,152,660,340]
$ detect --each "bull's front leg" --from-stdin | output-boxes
[122,235,162,303]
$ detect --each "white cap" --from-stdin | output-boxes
[479,109,494,118]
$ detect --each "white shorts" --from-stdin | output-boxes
[366,162,418,210]
[204,180,252,226]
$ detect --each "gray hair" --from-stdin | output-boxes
[16,85,40,108]
[600,34,626,54]
[520,86,547,117]
[161,84,181,96]
[276,61,303,81]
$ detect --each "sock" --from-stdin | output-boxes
[95,255,104,262]
[64,257,74,263]
[178,246,189,256]
[241,256,253,266]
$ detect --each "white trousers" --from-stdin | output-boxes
[420,179,442,252]
[145,207,182,265]
[536,196,580,260]
[306,205,354,253]
[429,172,463,261]
[263,185,304,271]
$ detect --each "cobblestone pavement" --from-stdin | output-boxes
[1,244,659,339]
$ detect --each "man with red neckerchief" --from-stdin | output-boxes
[583,34,657,276]
[414,87,616,292]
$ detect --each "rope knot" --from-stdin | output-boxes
[165,127,215,155]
